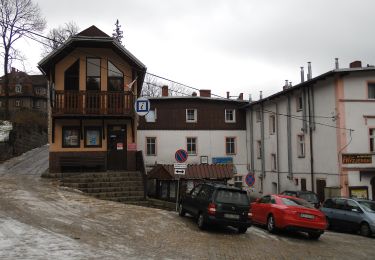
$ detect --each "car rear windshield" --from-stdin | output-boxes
[281,198,314,208]
[215,189,249,206]
[299,193,319,203]
[358,201,375,213]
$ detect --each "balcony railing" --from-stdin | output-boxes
[52,90,134,116]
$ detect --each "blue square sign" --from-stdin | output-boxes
[136,100,148,112]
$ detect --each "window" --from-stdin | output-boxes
[34,100,41,109]
[146,137,156,156]
[255,110,261,122]
[15,84,22,93]
[234,176,243,188]
[297,134,305,157]
[226,137,236,155]
[368,83,375,99]
[62,127,80,148]
[257,140,262,158]
[225,109,236,123]
[15,100,21,107]
[269,114,276,134]
[84,127,102,147]
[86,58,101,91]
[259,195,271,204]
[271,153,277,171]
[64,59,79,91]
[108,61,124,91]
[296,94,303,111]
[187,137,197,155]
[145,109,157,122]
[370,129,375,152]
[186,109,197,123]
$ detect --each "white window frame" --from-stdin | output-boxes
[271,153,277,171]
[368,83,375,99]
[226,137,236,155]
[225,109,236,123]
[257,140,262,159]
[186,137,197,155]
[146,137,156,156]
[186,109,197,123]
[370,128,375,152]
[297,134,305,158]
[15,84,22,93]
[269,114,276,135]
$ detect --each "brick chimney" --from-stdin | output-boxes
[199,89,211,97]
[238,93,243,100]
[162,85,168,97]
[350,60,362,68]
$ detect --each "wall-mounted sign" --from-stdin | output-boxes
[134,97,150,116]
[342,154,372,164]
[349,186,368,199]
[127,143,137,151]
[212,157,233,164]
[200,156,208,164]
[117,143,123,150]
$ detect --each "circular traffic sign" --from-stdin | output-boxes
[175,149,188,163]
[245,173,255,187]
[134,97,150,116]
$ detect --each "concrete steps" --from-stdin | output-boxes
[60,171,145,204]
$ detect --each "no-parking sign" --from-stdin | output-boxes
[245,173,255,187]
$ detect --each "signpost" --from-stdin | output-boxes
[245,173,255,187]
[174,169,186,175]
[134,97,150,116]
[174,149,188,211]
[175,149,188,163]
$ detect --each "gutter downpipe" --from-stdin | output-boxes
[287,96,293,179]
[308,86,315,192]
[250,108,254,173]
[260,103,265,193]
[270,100,280,193]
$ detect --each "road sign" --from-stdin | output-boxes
[175,149,188,163]
[245,173,255,187]
[174,169,186,175]
[134,97,150,116]
[174,163,187,169]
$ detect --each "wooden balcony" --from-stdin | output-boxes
[52,90,134,117]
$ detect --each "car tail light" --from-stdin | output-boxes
[248,209,253,219]
[208,203,216,216]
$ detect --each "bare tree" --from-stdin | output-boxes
[141,73,193,97]
[42,21,79,56]
[0,0,45,119]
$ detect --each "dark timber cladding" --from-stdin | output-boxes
[138,97,247,130]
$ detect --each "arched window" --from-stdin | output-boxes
[108,61,124,91]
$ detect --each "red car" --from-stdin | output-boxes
[251,194,327,239]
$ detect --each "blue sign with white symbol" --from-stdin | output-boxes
[175,149,188,163]
[212,157,233,164]
[245,173,255,187]
[134,97,150,116]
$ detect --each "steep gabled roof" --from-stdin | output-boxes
[76,25,110,37]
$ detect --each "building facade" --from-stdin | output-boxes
[38,26,146,173]
[246,61,375,201]
[137,87,249,188]
[0,68,48,115]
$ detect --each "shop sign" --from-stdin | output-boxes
[212,157,233,164]
[127,143,137,151]
[342,154,372,164]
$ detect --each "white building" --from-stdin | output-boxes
[245,61,375,201]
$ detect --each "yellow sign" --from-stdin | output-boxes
[342,154,372,164]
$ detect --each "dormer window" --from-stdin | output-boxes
[108,61,124,91]
[225,109,236,123]
[15,84,22,93]
[86,58,101,91]
[186,109,197,123]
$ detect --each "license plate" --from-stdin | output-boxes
[224,213,239,220]
[300,213,315,219]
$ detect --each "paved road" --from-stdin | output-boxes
[0,146,374,259]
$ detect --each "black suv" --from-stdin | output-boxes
[281,190,320,208]
[178,182,252,233]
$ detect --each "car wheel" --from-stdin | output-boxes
[267,215,276,233]
[360,222,372,237]
[238,227,248,234]
[178,203,186,217]
[308,232,322,240]
[197,213,206,230]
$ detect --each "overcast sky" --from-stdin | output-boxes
[7,0,375,99]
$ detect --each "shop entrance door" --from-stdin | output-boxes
[316,179,326,203]
[107,125,126,170]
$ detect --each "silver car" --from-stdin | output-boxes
[321,197,375,237]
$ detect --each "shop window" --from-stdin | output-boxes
[62,127,80,148]
[84,127,102,147]
[146,137,156,156]
[225,109,236,123]
[368,83,375,99]
[108,61,124,91]
[86,58,101,91]
[186,109,197,123]
[187,137,197,155]
[226,137,236,155]
[297,134,305,158]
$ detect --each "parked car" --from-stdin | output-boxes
[321,197,375,237]
[178,182,252,233]
[280,190,320,208]
[251,194,327,239]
